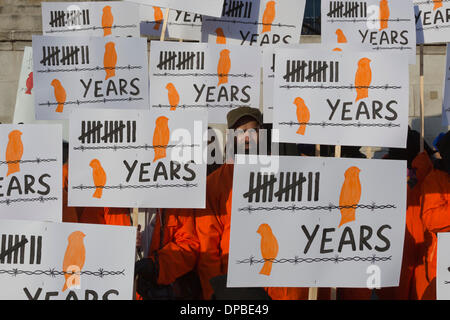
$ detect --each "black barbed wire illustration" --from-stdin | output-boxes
[236,254,392,265]
[238,203,397,213]
[152,72,253,78]
[204,18,296,28]
[0,268,125,278]
[278,121,401,128]
[37,65,143,74]
[152,104,248,109]
[0,158,57,166]
[327,18,411,23]
[72,183,198,191]
[46,24,137,33]
[39,97,143,107]
[417,24,450,31]
[279,84,402,90]
[73,144,200,152]
[0,197,58,206]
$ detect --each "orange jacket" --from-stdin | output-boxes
[339,152,433,300]
[62,163,131,226]
[419,167,450,299]
[148,208,199,285]
[195,164,318,300]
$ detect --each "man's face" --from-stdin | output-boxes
[233,117,260,154]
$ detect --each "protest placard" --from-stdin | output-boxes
[202,0,306,46]
[41,1,140,37]
[321,0,416,64]
[272,48,409,148]
[0,219,135,300]
[0,124,62,222]
[140,6,202,41]
[68,108,207,208]
[414,0,450,44]
[443,44,450,127]
[13,47,69,141]
[149,41,261,124]
[227,155,406,288]
[33,35,149,120]
[437,232,450,300]
[124,0,224,18]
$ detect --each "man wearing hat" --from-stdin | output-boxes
[195,106,311,300]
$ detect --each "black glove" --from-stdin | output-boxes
[134,258,174,300]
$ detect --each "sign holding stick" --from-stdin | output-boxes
[227,155,406,288]
[41,1,140,37]
[321,0,416,64]
[68,108,207,208]
[0,124,62,222]
[0,219,136,300]
[272,48,409,148]
[202,0,306,46]
[33,35,149,120]
[442,44,450,127]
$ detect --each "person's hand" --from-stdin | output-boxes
[136,224,142,249]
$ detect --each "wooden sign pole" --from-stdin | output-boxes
[419,44,425,153]
[308,144,321,300]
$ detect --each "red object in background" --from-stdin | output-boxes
[25,72,33,95]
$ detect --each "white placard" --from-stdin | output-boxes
[0,124,62,222]
[140,6,202,41]
[0,219,136,300]
[13,47,69,141]
[437,232,450,300]
[414,0,450,44]
[124,0,225,17]
[202,0,306,47]
[443,44,450,127]
[321,0,416,64]
[273,48,409,148]
[41,1,140,37]
[149,41,261,124]
[227,155,406,288]
[68,108,207,208]
[33,35,149,120]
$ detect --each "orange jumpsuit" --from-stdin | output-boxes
[339,152,433,300]
[148,208,200,285]
[419,167,450,300]
[62,163,131,226]
[195,164,324,300]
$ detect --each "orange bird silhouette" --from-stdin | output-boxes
[153,7,163,30]
[354,57,372,102]
[50,79,66,113]
[25,72,33,95]
[166,83,180,111]
[433,0,443,10]
[333,48,343,52]
[338,166,362,227]
[5,130,23,177]
[262,1,276,33]
[102,6,114,37]
[257,223,279,276]
[104,42,117,81]
[153,116,170,162]
[379,0,390,31]
[90,159,106,199]
[217,49,231,86]
[215,28,227,44]
[62,231,86,292]
[293,97,310,135]
[336,28,347,43]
